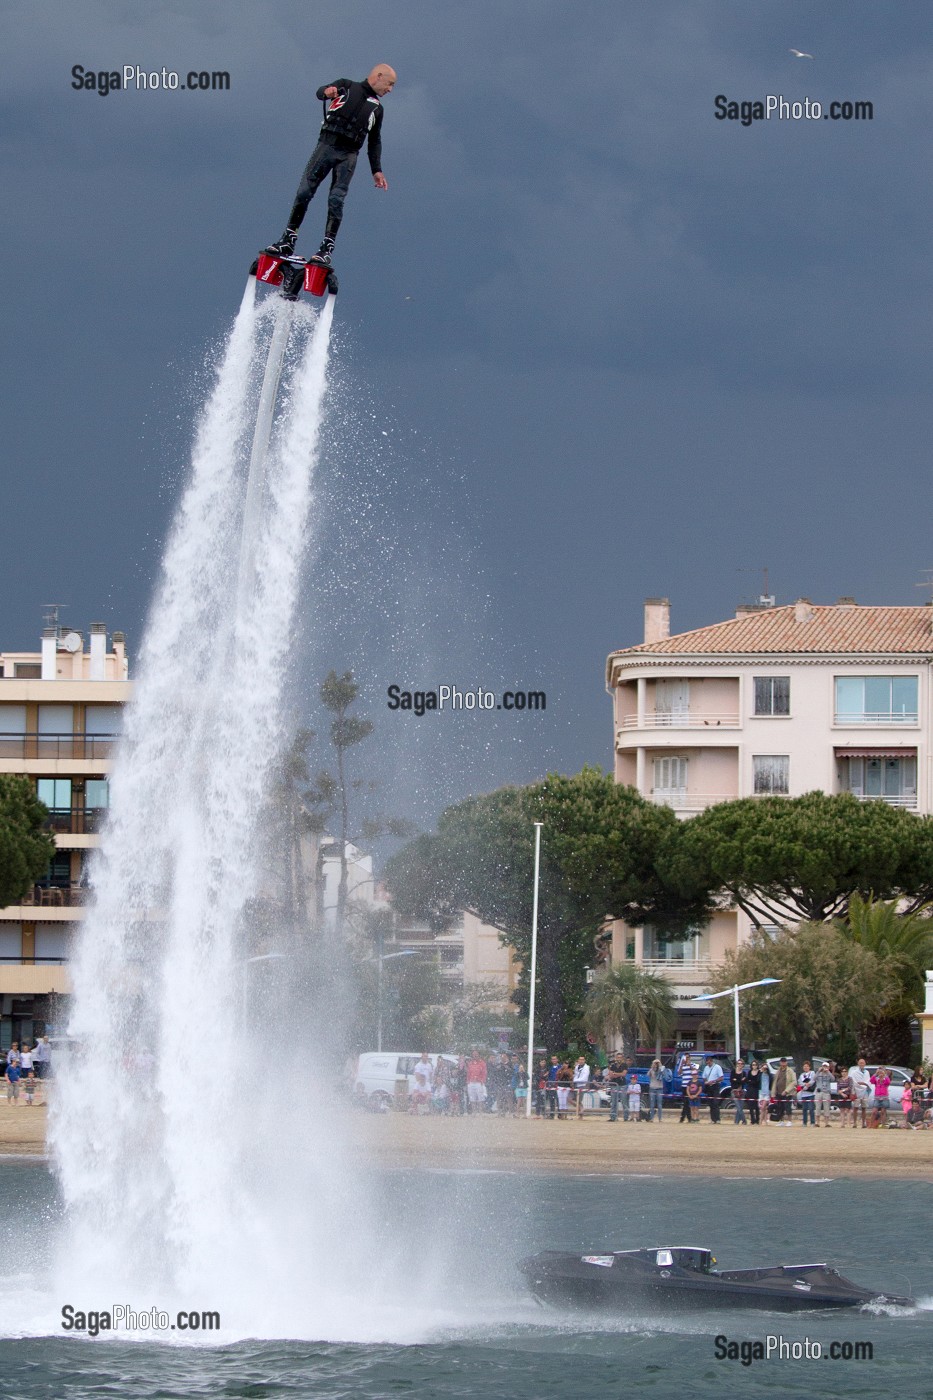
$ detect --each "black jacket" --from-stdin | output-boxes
[317,79,384,172]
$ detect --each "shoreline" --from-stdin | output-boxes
[5,1103,931,1180]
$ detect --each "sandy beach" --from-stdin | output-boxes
[344,1111,933,1180]
[5,1100,930,1179]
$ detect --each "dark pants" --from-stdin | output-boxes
[546,1087,558,1118]
[287,141,358,241]
[708,1093,721,1123]
[748,1099,760,1125]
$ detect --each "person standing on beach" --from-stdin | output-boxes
[647,1059,668,1122]
[573,1056,590,1119]
[605,1054,626,1122]
[797,1062,817,1126]
[685,1073,702,1123]
[701,1056,724,1123]
[545,1056,560,1119]
[746,1061,761,1125]
[33,1036,51,1079]
[772,1058,796,1124]
[848,1059,873,1127]
[757,1062,771,1126]
[5,1057,21,1103]
[731,1059,748,1125]
[814,1062,834,1126]
[870,1067,892,1127]
[466,1050,487,1113]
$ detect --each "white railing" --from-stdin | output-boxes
[851,792,918,809]
[650,792,737,811]
[639,956,712,968]
[834,711,918,726]
[618,712,740,731]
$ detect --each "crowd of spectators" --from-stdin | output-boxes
[2,1037,51,1106]
[405,1050,531,1115]
[395,1046,933,1128]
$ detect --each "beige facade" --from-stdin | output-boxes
[606,597,933,1045]
[0,623,130,1040]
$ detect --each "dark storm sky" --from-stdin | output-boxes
[3,2,932,829]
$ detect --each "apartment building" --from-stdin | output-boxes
[0,623,129,1048]
[605,596,933,1045]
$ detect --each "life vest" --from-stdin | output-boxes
[320,81,381,149]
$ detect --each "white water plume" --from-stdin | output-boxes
[49,286,341,1321]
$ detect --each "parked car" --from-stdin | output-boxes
[669,1050,733,1098]
[354,1051,457,1109]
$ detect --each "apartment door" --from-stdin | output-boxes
[655,679,690,726]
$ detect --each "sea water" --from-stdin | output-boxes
[0,1166,929,1400]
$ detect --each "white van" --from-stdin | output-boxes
[354,1051,456,1109]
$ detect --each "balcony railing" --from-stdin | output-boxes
[43,807,107,835]
[618,712,740,731]
[850,792,918,810]
[834,711,918,727]
[0,733,117,759]
[17,886,88,908]
[650,791,737,812]
[0,957,67,965]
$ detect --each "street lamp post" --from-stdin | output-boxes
[525,821,543,1120]
[688,978,782,1061]
[240,951,288,1022]
[368,927,417,1052]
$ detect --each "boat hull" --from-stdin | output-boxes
[519,1251,913,1312]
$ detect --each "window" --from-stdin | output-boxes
[834,676,918,725]
[0,705,26,758]
[85,779,109,810]
[37,704,73,734]
[753,755,789,794]
[643,926,706,962]
[654,680,690,724]
[653,756,688,801]
[842,756,917,806]
[84,705,122,736]
[754,676,790,716]
[36,778,72,813]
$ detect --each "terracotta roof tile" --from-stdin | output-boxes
[610,604,933,659]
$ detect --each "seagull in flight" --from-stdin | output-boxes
[789,48,813,58]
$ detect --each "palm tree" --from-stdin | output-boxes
[584,963,676,1058]
[834,894,933,1062]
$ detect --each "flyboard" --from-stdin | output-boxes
[236,250,338,610]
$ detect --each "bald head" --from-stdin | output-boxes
[367,64,396,97]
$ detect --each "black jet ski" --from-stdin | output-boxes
[519,1247,913,1312]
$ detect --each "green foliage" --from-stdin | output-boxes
[385,768,711,1047]
[705,924,897,1064]
[668,792,928,925]
[837,894,933,1009]
[0,776,55,908]
[835,894,933,1062]
[583,964,676,1058]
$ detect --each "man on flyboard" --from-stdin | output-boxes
[265,64,396,267]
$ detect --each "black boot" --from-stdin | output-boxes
[310,236,335,266]
[265,229,297,258]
